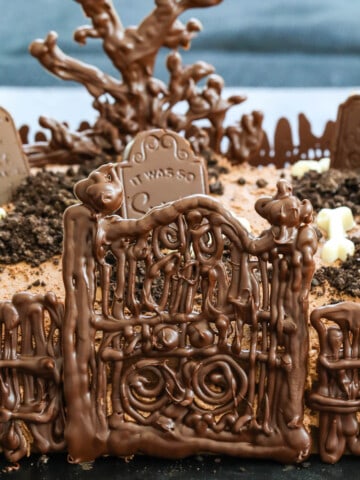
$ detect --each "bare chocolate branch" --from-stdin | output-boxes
[74,0,125,44]
[29,31,125,99]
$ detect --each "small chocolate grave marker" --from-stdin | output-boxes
[119,129,208,218]
[0,107,29,205]
[331,94,360,169]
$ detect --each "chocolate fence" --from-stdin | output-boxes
[250,113,335,168]
[0,293,65,461]
[0,166,320,464]
[20,112,335,171]
[308,302,360,463]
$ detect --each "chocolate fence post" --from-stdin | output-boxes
[331,94,360,169]
[62,163,124,462]
[308,302,360,463]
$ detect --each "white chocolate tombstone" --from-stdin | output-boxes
[119,129,208,218]
[0,107,29,205]
[317,206,355,263]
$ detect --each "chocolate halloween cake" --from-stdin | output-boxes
[1,0,360,469]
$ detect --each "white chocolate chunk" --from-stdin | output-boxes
[317,206,355,263]
[0,207,7,220]
[290,157,330,178]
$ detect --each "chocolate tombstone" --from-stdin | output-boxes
[0,107,29,204]
[119,129,208,218]
[331,94,360,169]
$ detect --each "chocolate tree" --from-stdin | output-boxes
[26,0,263,165]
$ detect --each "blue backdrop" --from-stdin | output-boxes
[1,0,360,87]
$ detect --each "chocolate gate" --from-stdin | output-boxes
[61,166,317,463]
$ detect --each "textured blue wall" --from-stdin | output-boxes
[1,0,360,87]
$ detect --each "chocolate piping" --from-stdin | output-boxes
[7,150,360,465]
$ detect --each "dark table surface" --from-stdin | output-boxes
[0,454,359,480]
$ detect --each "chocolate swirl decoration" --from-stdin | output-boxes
[153,222,184,255]
[127,130,191,166]
[119,355,248,432]
[161,132,190,161]
[61,172,314,462]
[130,134,161,164]
[120,359,181,426]
[190,355,248,415]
